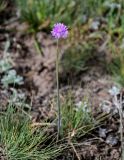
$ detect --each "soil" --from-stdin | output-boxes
[0,2,123,160]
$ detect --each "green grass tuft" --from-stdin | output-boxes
[61,42,95,75]
[0,107,62,160]
[0,0,7,13]
[15,0,108,32]
[60,94,95,139]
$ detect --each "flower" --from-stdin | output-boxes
[51,23,68,39]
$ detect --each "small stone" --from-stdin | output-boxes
[106,135,118,146]
[109,86,120,96]
[101,100,111,113]
[90,21,100,30]
[99,128,107,138]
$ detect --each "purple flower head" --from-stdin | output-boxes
[51,23,68,39]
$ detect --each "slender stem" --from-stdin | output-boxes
[115,94,123,160]
[34,33,44,55]
[119,94,124,160]
[56,40,61,139]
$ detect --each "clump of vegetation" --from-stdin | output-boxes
[56,93,108,159]
[1,69,24,88]
[0,57,12,73]
[0,40,12,73]
[16,0,108,32]
[16,0,48,33]
[0,40,24,88]
[0,107,61,160]
[61,42,95,75]
[107,51,124,86]
[0,60,23,88]
[105,2,124,86]
[0,0,7,13]
[15,0,107,55]
[60,95,95,139]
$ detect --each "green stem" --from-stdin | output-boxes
[56,40,61,139]
[34,33,44,55]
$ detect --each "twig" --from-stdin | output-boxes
[31,122,56,128]
[114,93,123,160]
[119,93,124,160]
[68,137,81,160]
